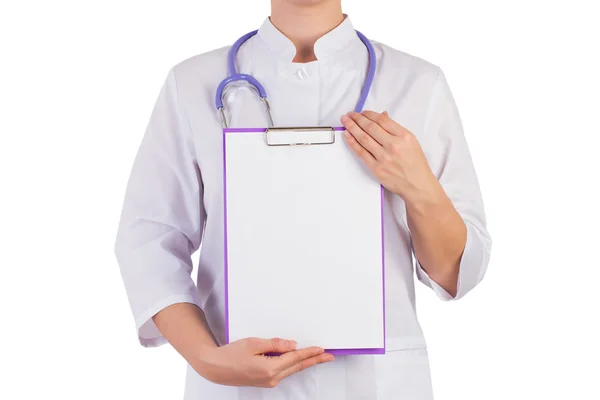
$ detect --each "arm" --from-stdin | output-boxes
[114,68,205,348]
[152,303,218,369]
[409,69,492,300]
[341,68,491,300]
[404,181,466,298]
[115,68,332,387]
[152,303,332,386]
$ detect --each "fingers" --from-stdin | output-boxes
[361,110,405,137]
[346,111,393,146]
[340,113,385,159]
[272,346,325,372]
[261,349,334,388]
[273,352,335,384]
[249,337,297,355]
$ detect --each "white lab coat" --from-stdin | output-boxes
[115,16,492,400]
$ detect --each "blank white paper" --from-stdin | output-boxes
[224,129,384,350]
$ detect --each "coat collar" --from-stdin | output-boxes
[256,15,359,61]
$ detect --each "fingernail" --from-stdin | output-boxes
[343,131,350,138]
[288,340,297,348]
[340,114,349,123]
[325,355,335,362]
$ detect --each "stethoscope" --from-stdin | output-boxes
[215,29,377,128]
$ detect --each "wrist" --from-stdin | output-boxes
[194,341,219,363]
[404,176,446,216]
[191,343,220,378]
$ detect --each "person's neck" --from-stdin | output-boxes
[270,0,344,62]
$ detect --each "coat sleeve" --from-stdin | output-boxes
[114,67,206,347]
[414,68,492,300]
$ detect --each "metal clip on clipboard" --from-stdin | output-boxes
[255,95,336,147]
[265,126,336,146]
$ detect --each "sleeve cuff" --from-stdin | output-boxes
[134,293,202,348]
[415,220,487,301]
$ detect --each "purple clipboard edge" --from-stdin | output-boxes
[223,125,386,355]
[223,126,347,133]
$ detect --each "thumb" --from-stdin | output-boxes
[252,338,297,354]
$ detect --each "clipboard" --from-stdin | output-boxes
[223,126,386,355]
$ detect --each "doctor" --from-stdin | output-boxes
[115,0,492,399]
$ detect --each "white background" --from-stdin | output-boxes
[1,0,599,399]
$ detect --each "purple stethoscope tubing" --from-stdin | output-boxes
[215,29,377,127]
